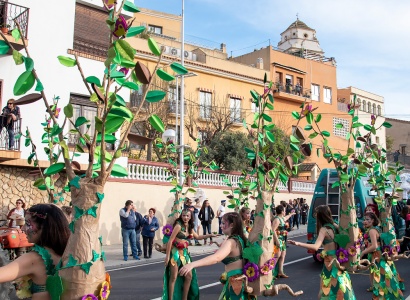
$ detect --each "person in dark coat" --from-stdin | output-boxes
[134,208,144,257]
[119,200,140,261]
[141,208,159,258]
[198,199,215,245]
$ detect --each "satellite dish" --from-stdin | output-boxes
[184,51,189,58]
[171,48,178,55]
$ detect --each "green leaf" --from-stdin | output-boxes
[146,90,167,103]
[315,113,322,122]
[64,104,73,118]
[122,81,139,90]
[0,40,10,55]
[290,135,300,144]
[11,28,21,41]
[352,122,363,128]
[111,164,128,177]
[262,113,272,122]
[148,114,165,133]
[12,50,24,65]
[109,107,133,120]
[306,112,313,124]
[290,143,299,151]
[156,69,175,81]
[335,123,344,129]
[57,55,77,67]
[126,26,146,37]
[13,71,35,96]
[250,90,259,101]
[44,163,65,176]
[105,116,124,134]
[75,116,89,127]
[115,39,135,61]
[382,122,392,128]
[85,76,101,87]
[170,62,188,75]
[266,131,275,143]
[96,134,117,144]
[242,242,263,263]
[24,57,34,71]
[35,79,44,92]
[334,234,350,248]
[291,111,300,120]
[147,38,161,56]
[363,124,372,131]
[304,124,313,131]
[122,0,140,12]
[321,131,330,137]
[33,178,45,187]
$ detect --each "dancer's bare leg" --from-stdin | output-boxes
[168,264,178,299]
[182,270,192,300]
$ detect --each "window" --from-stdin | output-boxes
[333,117,349,138]
[285,75,293,93]
[199,91,212,119]
[323,87,332,104]
[198,130,209,144]
[148,25,162,34]
[168,86,181,114]
[372,103,376,115]
[230,97,242,123]
[275,72,283,85]
[376,136,380,144]
[367,102,371,113]
[311,84,320,101]
[251,101,258,113]
[377,105,382,116]
[130,86,148,110]
[68,94,97,145]
[357,99,362,111]
[362,100,366,112]
[129,122,146,150]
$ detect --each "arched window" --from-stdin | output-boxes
[367,102,371,113]
[377,105,382,116]
[372,103,376,115]
[357,99,362,111]
[362,100,366,112]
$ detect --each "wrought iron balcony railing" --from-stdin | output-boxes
[0,117,21,151]
[0,1,29,39]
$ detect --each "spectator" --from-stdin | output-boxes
[194,198,201,236]
[119,200,140,261]
[141,208,159,259]
[399,206,410,253]
[286,200,294,231]
[217,200,226,234]
[134,207,144,257]
[301,199,309,225]
[184,198,200,246]
[295,82,302,96]
[198,199,215,245]
[292,199,300,230]
[393,150,400,162]
[0,99,20,150]
[7,198,25,228]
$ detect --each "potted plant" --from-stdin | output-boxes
[1,24,11,34]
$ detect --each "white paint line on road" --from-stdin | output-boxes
[149,256,311,300]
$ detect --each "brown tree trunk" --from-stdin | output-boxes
[60,179,105,300]
[340,187,359,272]
[248,191,273,295]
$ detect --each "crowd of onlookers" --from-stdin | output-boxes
[273,198,309,230]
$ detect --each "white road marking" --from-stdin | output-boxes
[149,256,311,300]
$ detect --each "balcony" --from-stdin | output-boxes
[0,117,21,161]
[0,1,29,51]
[272,82,311,103]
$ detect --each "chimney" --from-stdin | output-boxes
[220,43,226,53]
[256,58,263,69]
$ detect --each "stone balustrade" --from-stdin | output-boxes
[114,160,316,193]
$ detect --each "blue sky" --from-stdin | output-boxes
[136,0,410,121]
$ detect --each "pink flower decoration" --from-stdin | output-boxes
[348,246,357,257]
[268,258,277,270]
[336,248,349,264]
[260,264,270,275]
[316,253,324,262]
[119,67,129,76]
[82,295,98,300]
[243,262,259,282]
[162,224,173,237]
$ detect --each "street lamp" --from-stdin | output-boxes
[162,129,176,144]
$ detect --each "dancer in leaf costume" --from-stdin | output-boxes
[360,212,404,300]
[288,205,356,300]
[240,207,252,238]
[163,209,216,300]
[272,205,295,279]
[179,212,252,300]
[0,204,70,300]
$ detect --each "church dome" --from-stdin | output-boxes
[285,19,313,32]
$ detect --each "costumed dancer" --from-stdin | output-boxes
[179,212,252,299]
[360,212,404,299]
[0,204,70,299]
[271,205,295,279]
[240,207,252,238]
[288,205,356,299]
[162,209,217,300]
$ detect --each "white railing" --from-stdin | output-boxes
[121,161,315,193]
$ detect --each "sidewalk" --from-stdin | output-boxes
[104,224,307,270]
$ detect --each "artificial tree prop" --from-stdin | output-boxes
[231,76,304,296]
[154,139,219,251]
[291,95,392,271]
[0,1,189,298]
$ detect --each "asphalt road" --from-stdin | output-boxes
[108,234,410,300]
